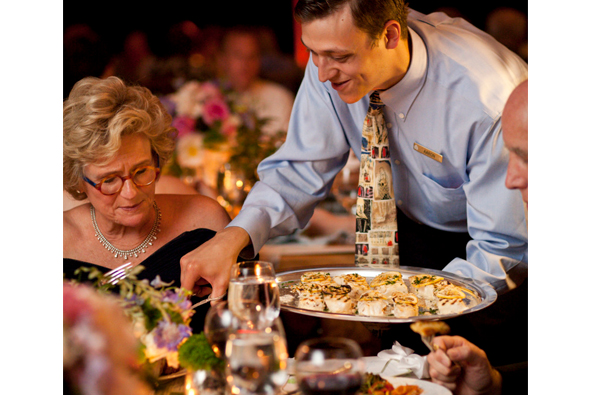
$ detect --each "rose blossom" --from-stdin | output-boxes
[202,97,230,125]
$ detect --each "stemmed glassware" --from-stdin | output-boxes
[202,261,288,395]
[331,166,359,215]
[204,300,234,359]
[225,316,288,395]
[227,260,280,329]
[295,338,365,395]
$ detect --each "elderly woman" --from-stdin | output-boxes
[63,76,231,294]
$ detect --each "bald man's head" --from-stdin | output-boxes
[503,80,528,206]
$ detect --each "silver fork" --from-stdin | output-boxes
[419,334,436,352]
[101,262,134,285]
[419,333,460,369]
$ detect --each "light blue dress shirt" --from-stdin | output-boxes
[229,10,528,294]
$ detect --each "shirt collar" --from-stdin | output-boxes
[379,27,427,121]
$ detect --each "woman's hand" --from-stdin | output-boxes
[180,226,251,302]
[427,336,502,395]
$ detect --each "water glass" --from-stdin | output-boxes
[228,260,280,329]
[225,317,288,395]
[204,300,234,359]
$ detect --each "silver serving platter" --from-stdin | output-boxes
[277,266,497,323]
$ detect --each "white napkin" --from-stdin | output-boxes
[376,341,430,379]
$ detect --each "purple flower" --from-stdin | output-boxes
[122,294,142,308]
[160,96,177,116]
[162,289,192,311]
[153,321,192,351]
[151,275,173,288]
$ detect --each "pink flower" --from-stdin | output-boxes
[202,97,231,125]
[172,116,196,138]
[197,81,222,101]
[221,114,241,137]
[63,283,91,326]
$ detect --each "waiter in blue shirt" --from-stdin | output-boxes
[180,0,527,300]
[181,0,528,365]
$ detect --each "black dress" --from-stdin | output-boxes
[63,228,239,333]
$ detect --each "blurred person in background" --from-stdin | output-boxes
[216,26,295,136]
[63,24,111,99]
[256,26,305,94]
[103,30,157,88]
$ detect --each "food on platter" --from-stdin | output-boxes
[357,290,391,316]
[360,373,423,395]
[410,320,450,337]
[301,271,335,285]
[434,284,467,315]
[279,270,481,319]
[408,275,449,309]
[322,284,357,314]
[297,288,325,311]
[333,273,371,299]
[294,282,326,311]
[369,271,408,296]
[390,292,419,318]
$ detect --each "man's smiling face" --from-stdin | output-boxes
[301,4,401,104]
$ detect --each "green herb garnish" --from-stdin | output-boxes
[178,333,225,371]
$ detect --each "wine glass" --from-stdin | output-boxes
[204,300,234,359]
[228,260,280,329]
[225,317,289,395]
[331,166,359,215]
[295,338,365,395]
[217,163,252,218]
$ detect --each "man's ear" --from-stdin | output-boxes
[383,20,401,49]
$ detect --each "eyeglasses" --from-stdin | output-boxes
[83,165,160,195]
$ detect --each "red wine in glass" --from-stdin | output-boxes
[299,373,363,395]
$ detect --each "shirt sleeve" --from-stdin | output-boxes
[443,117,528,294]
[228,59,352,255]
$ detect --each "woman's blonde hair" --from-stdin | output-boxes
[63,76,177,200]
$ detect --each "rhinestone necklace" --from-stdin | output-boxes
[91,201,161,260]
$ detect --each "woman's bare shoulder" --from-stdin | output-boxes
[63,203,91,229]
[155,175,198,195]
[63,204,91,254]
[156,194,231,232]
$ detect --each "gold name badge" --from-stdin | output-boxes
[413,143,443,163]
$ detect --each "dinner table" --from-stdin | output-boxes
[150,166,511,395]
[153,353,433,395]
[153,259,499,395]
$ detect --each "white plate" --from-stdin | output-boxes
[363,356,411,376]
[383,376,451,395]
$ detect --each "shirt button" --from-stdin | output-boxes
[397,199,403,206]
[394,160,400,165]
[386,122,393,128]
[398,113,405,119]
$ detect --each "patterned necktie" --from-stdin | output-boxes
[355,91,400,267]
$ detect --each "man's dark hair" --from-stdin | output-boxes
[294,0,409,44]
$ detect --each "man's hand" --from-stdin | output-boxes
[427,336,502,395]
[180,226,251,300]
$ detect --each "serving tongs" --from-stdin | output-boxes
[191,292,227,309]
